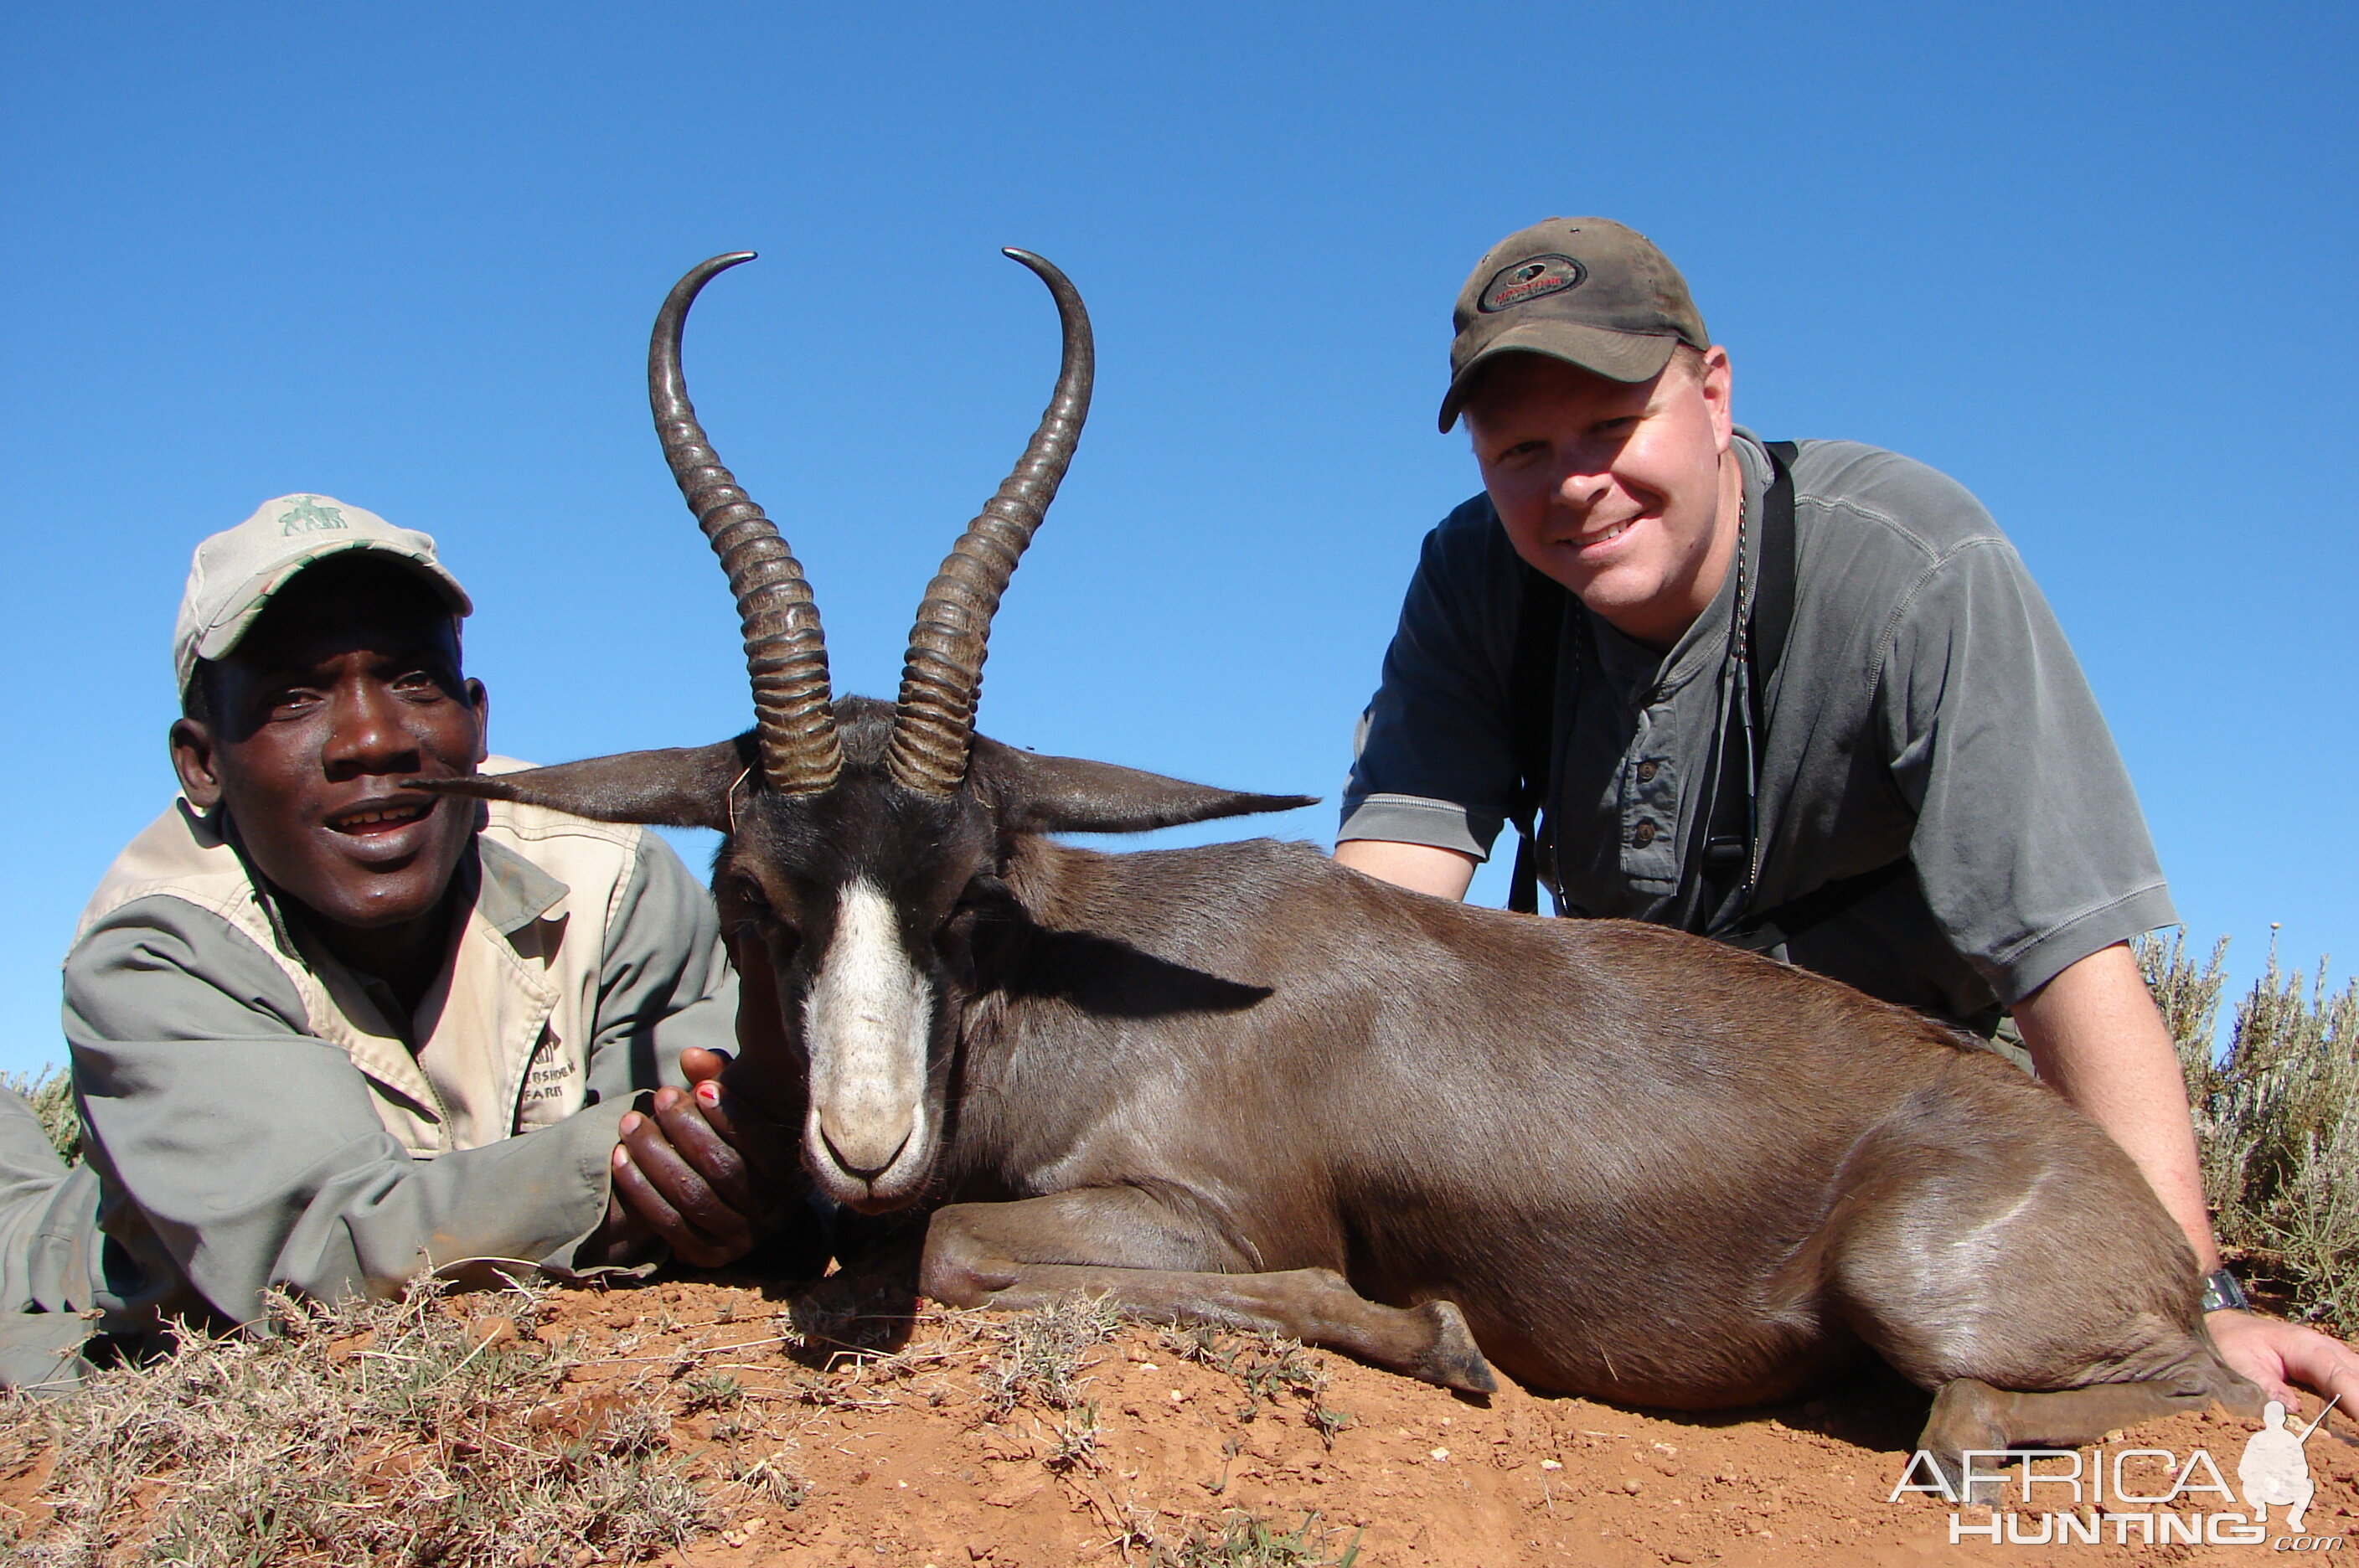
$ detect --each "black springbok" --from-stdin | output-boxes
[425,250,2257,1483]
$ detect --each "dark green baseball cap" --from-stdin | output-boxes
[1438,217,1710,432]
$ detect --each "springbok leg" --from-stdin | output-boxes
[1813,1063,2264,1502]
[921,1190,1496,1393]
[1919,1376,2238,1504]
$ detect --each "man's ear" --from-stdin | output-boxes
[1701,343,1734,449]
[170,719,222,810]
[411,735,751,832]
[465,678,490,767]
[972,735,1316,836]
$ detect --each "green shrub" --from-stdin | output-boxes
[2140,928,2359,1328]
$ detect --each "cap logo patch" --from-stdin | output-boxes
[277,496,348,535]
[1478,254,1586,314]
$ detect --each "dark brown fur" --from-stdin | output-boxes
[428,699,2258,1489]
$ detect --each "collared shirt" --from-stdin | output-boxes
[1340,431,2176,1023]
[60,759,737,1333]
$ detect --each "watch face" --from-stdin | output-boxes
[2200,1269,2248,1313]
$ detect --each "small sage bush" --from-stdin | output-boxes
[2141,928,2358,1328]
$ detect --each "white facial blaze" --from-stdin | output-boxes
[803,879,932,1181]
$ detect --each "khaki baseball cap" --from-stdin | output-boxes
[1438,217,1710,432]
[173,494,472,694]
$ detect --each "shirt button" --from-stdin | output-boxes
[1633,819,1659,847]
[1636,760,1659,783]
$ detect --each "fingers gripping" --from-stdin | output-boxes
[613,1086,762,1267]
[609,1143,734,1267]
[653,1083,761,1211]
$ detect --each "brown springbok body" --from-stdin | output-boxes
[428,250,2257,1488]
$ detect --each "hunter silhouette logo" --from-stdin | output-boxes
[2241,1398,2331,1535]
[1890,1394,2344,1549]
[276,496,348,534]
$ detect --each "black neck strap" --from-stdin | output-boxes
[1505,560,1569,915]
[1677,440,1798,933]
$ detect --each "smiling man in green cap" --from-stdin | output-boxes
[0,494,802,1388]
[1335,217,2358,1413]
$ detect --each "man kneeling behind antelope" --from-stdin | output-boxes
[1334,216,2356,1417]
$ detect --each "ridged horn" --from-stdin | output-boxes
[885,248,1093,793]
[651,252,841,796]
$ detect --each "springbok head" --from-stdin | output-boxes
[421,250,1308,1211]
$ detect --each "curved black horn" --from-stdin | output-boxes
[885,249,1093,794]
[652,252,841,796]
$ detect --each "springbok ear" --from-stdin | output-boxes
[973,735,1316,835]
[410,735,752,832]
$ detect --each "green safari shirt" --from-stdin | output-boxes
[55,763,736,1344]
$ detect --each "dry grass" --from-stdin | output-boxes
[1155,1325,1344,1438]
[980,1291,1122,1415]
[2141,927,2359,1327]
[1151,1509,1361,1567]
[0,1277,710,1566]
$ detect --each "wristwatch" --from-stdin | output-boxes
[2199,1266,2250,1314]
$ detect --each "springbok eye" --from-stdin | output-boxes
[722,879,803,965]
[723,876,777,926]
[938,873,1013,961]
[956,873,1013,913]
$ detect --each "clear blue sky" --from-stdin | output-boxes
[3,3,2351,1075]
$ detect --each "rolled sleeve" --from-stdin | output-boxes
[1340,496,1521,859]
[1879,537,2178,1004]
[1335,792,1498,860]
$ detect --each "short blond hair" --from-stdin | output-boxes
[1460,343,1715,431]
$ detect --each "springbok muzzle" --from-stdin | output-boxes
[800,880,934,1205]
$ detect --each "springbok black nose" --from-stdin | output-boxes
[822,1124,911,1182]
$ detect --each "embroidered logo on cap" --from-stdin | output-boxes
[276,496,349,535]
[1478,254,1587,314]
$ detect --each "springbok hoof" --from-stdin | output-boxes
[1414,1298,1497,1394]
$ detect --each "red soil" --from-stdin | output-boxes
[575,1282,2358,1568]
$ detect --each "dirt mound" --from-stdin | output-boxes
[6,1278,2353,1565]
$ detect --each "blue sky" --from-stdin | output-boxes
[2,3,2351,1074]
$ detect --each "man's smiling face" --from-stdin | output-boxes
[171,555,487,942]
[1464,347,1737,650]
